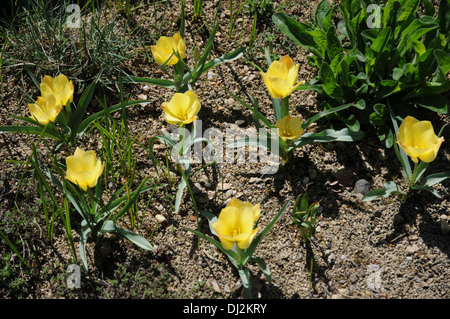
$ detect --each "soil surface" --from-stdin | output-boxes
[1,0,450,300]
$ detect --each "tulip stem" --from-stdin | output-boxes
[409,162,419,189]
[280,96,290,120]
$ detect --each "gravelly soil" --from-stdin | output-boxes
[1,0,449,300]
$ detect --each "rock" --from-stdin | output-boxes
[223,189,234,199]
[142,85,150,92]
[327,253,336,265]
[308,169,317,179]
[334,168,354,187]
[207,278,221,293]
[440,220,450,235]
[353,179,371,195]
[349,273,358,284]
[302,177,310,185]
[207,71,216,80]
[393,213,405,224]
[192,182,202,194]
[138,94,148,100]
[331,294,345,299]
[155,214,166,223]
[249,177,260,184]
[203,181,212,189]
[234,120,245,127]
[406,245,419,255]
[217,182,232,191]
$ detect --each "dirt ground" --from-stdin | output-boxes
[1,0,450,300]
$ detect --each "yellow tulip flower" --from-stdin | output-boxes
[28,94,62,125]
[40,74,74,106]
[226,198,261,223]
[212,198,260,250]
[397,116,444,163]
[162,90,201,125]
[260,55,305,99]
[151,33,186,66]
[276,115,304,141]
[66,147,105,191]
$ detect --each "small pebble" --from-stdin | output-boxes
[353,179,371,195]
[440,220,450,235]
[155,214,166,223]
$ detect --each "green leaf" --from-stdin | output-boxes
[362,181,402,201]
[371,27,391,55]
[238,267,253,299]
[78,99,150,136]
[434,49,450,75]
[101,220,153,251]
[183,225,238,265]
[68,80,97,143]
[0,125,61,140]
[251,256,271,283]
[295,128,364,147]
[195,47,246,77]
[192,22,219,78]
[175,164,190,213]
[79,219,92,271]
[315,0,332,31]
[319,62,338,97]
[272,12,323,58]
[302,102,360,128]
[416,94,449,113]
[326,26,344,62]
[437,0,450,34]
[420,171,450,187]
[422,0,435,16]
[124,76,176,90]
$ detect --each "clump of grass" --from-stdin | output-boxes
[1,0,142,91]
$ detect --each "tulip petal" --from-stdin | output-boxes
[286,63,299,86]
[260,72,278,99]
[268,76,294,98]
[268,60,288,80]
[237,228,258,250]
[280,55,294,70]
[40,82,53,97]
